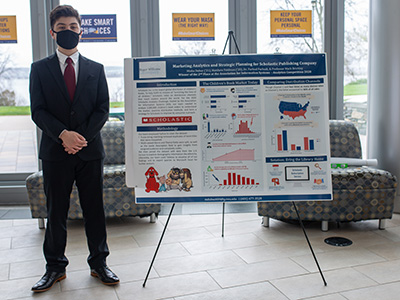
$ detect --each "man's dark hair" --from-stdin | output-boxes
[49,5,81,29]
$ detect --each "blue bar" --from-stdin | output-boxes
[310,140,315,150]
[266,155,328,163]
[238,95,255,98]
[238,100,247,103]
[173,37,215,41]
[264,78,324,85]
[271,34,312,38]
[296,146,301,150]
[136,193,333,203]
[134,54,327,81]
[210,95,226,98]
[282,130,288,151]
[137,81,196,88]
[200,80,261,86]
[211,105,217,108]
[210,100,217,103]
[208,122,210,132]
[137,125,197,132]
[239,105,244,108]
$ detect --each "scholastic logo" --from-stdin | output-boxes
[142,116,192,124]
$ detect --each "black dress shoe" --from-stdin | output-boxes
[91,266,119,285]
[31,271,66,293]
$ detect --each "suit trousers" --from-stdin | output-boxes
[42,155,109,272]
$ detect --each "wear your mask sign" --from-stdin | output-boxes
[80,14,117,42]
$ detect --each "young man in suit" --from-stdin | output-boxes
[30,5,119,292]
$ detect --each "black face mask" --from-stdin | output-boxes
[53,29,80,50]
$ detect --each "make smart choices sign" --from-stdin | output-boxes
[124,54,332,204]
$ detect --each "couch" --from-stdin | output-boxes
[26,121,161,229]
[258,120,398,231]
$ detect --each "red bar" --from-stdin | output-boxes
[247,178,250,185]
[277,134,283,151]
[237,175,241,185]
[228,173,232,185]
[304,137,309,150]
[251,179,255,185]
[233,173,236,185]
[291,144,296,150]
[242,177,246,185]
[224,179,227,185]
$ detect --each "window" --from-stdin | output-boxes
[0,0,35,174]
[67,0,131,105]
[159,0,228,56]
[343,0,368,157]
[257,0,324,54]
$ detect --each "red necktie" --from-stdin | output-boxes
[64,57,76,102]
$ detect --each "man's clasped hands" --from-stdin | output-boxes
[60,130,87,154]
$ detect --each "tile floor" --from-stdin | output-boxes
[0,116,38,173]
[1,208,400,300]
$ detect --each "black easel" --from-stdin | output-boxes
[220,31,326,285]
[142,31,327,287]
[222,30,241,55]
[143,203,175,287]
[221,30,241,238]
[143,31,241,287]
[292,201,327,286]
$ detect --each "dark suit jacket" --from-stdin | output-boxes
[30,53,109,162]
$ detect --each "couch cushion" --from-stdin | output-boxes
[103,164,127,188]
[329,120,362,158]
[26,171,43,189]
[331,166,397,190]
[102,121,125,165]
[26,165,128,190]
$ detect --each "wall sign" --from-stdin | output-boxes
[172,13,215,41]
[0,16,17,43]
[80,14,117,42]
[270,10,312,38]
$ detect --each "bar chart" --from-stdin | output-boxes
[237,94,256,109]
[221,172,259,186]
[210,95,227,109]
[206,121,226,133]
[204,170,263,191]
[233,118,261,137]
[207,172,260,187]
[275,130,316,152]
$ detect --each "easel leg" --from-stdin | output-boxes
[292,201,327,286]
[222,202,225,237]
[143,203,175,287]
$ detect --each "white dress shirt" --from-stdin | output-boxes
[56,49,79,84]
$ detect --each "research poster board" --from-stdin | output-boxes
[124,53,332,204]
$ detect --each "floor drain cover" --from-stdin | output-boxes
[324,237,353,247]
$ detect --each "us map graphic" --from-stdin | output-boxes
[279,101,310,120]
